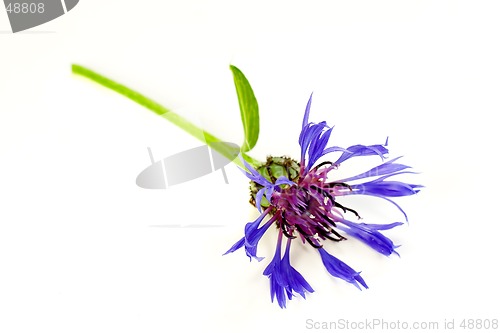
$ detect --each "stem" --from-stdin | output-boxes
[71,64,247,168]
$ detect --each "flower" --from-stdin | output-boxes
[225,94,421,308]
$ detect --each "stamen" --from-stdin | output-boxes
[280,211,296,239]
[334,201,361,219]
[322,232,346,242]
[303,235,323,248]
[325,182,353,190]
[313,161,333,170]
[310,185,334,204]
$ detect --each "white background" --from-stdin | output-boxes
[1,1,499,332]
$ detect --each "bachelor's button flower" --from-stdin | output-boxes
[225,94,421,308]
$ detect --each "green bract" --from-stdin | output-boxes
[249,156,300,209]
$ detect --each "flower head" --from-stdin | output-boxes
[225,94,421,307]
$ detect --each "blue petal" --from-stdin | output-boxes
[299,121,329,166]
[263,235,314,308]
[275,176,296,187]
[263,242,281,276]
[351,181,421,197]
[365,195,410,222]
[333,144,389,165]
[339,157,413,183]
[240,157,272,187]
[224,209,272,261]
[318,248,368,290]
[264,187,274,203]
[223,237,245,255]
[281,239,314,298]
[302,93,313,129]
[321,145,351,156]
[263,233,286,307]
[358,221,404,231]
[337,220,403,256]
[244,216,275,262]
[255,188,266,213]
[307,127,334,170]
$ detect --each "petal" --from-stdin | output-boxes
[281,239,314,298]
[333,144,389,165]
[275,176,296,187]
[307,127,334,170]
[302,93,314,129]
[240,157,272,187]
[224,209,272,260]
[337,220,402,256]
[223,236,245,255]
[255,188,266,213]
[318,248,368,290]
[338,157,412,183]
[264,232,288,307]
[358,221,404,231]
[299,122,329,165]
[264,187,274,203]
[321,145,351,156]
[350,181,421,197]
[244,217,275,262]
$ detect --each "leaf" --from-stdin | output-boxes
[230,65,260,152]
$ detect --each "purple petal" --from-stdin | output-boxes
[275,176,296,187]
[223,237,245,255]
[307,127,334,170]
[281,239,314,298]
[255,188,266,213]
[263,232,287,307]
[356,221,404,231]
[244,216,275,262]
[318,248,368,290]
[223,208,273,261]
[350,181,421,197]
[321,146,351,156]
[299,121,329,166]
[264,187,274,203]
[302,93,313,129]
[264,234,314,308]
[240,157,272,187]
[338,157,412,183]
[337,219,403,256]
[359,195,410,222]
[333,144,389,165]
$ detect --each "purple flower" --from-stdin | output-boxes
[225,94,421,307]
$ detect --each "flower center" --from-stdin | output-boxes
[249,156,364,247]
[249,156,300,209]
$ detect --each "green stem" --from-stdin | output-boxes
[72,64,248,168]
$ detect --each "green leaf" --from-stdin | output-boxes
[230,65,260,153]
